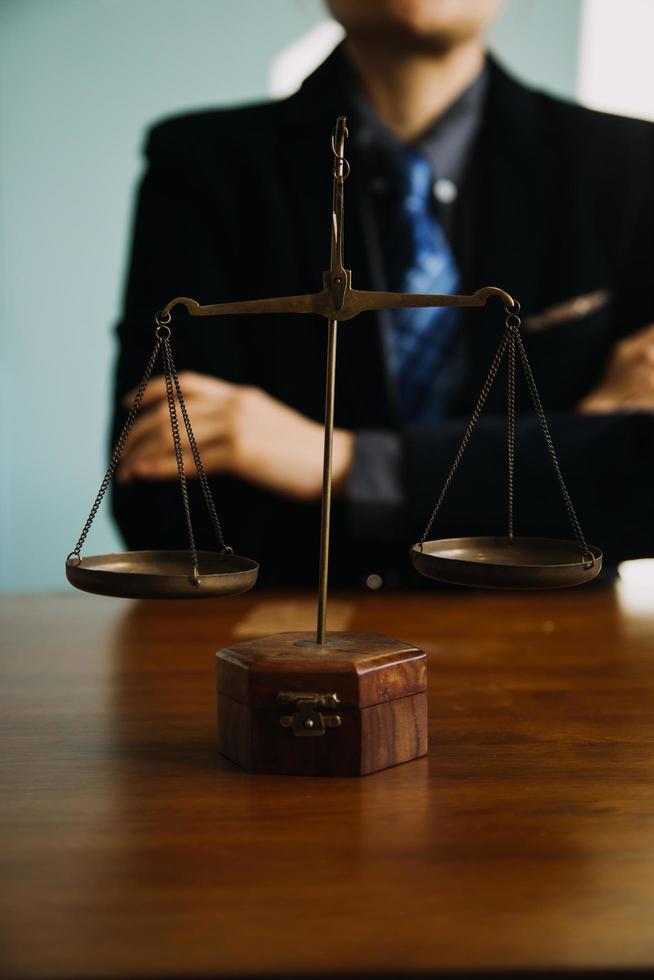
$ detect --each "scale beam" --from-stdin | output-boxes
[158,283,516,325]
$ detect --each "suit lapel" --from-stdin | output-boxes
[276,45,396,428]
[459,59,554,406]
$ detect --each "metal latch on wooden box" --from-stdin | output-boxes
[276,691,342,737]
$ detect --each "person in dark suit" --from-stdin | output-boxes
[112,0,654,588]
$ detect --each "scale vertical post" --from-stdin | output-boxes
[316,317,338,645]
[316,115,348,645]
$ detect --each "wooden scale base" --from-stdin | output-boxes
[216,630,428,776]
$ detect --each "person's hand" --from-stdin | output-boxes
[578,323,654,413]
[117,372,354,502]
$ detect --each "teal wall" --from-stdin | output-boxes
[0,0,581,592]
[489,0,582,101]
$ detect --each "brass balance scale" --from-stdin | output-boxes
[66,116,602,641]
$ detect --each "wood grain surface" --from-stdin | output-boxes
[2,582,654,979]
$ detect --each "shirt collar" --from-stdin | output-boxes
[347,55,490,195]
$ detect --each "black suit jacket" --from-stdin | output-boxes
[112,48,654,586]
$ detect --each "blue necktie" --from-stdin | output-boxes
[386,149,462,423]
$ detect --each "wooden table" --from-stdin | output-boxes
[2,582,654,979]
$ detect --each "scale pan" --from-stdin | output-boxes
[410,536,602,590]
[65,550,259,599]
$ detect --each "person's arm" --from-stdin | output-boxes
[117,369,354,501]
[347,317,654,561]
[402,412,654,563]
[351,174,654,561]
[346,403,654,565]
